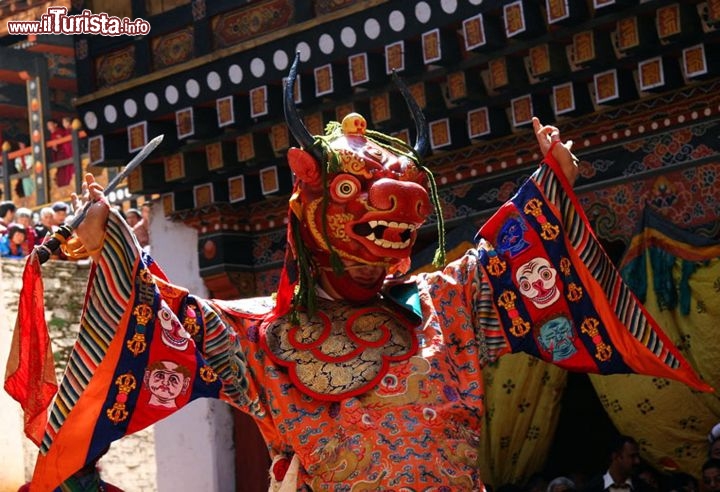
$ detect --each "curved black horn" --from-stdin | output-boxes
[392,70,429,158]
[284,53,322,161]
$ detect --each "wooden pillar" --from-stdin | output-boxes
[21,65,51,205]
[1,143,10,201]
[71,119,83,193]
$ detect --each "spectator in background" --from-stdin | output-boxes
[61,117,75,158]
[125,208,142,228]
[702,460,720,492]
[55,116,75,186]
[0,200,17,235]
[34,206,54,244]
[582,435,653,492]
[133,202,151,250]
[13,141,34,198]
[46,119,67,161]
[548,477,577,492]
[62,117,73,132]
[52,201,70,226]
[47,118,74,187]
[708,424,720,460]
[14,207,36,254]
[0,223,27,258]
[636,464,662,492]
[50,202,72,260]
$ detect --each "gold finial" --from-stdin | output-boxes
[71,118,83,131]
[1,141,11,152]
[341,112,367,136]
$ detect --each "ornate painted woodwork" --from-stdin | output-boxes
[70,0,720,302]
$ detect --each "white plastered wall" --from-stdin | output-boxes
[148,208,236,492]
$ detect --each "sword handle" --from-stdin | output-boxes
[35,224,74,264]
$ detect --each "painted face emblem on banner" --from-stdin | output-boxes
[537,317,576,362]
[144,360,192,409]
[158,301,191,351]
[515,257,561,308]
[496,217,529,257]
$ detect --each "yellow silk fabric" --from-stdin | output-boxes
[590,238,720,477]
[479,355,567,487]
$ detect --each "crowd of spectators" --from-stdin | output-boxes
[0,200,71,260]
[491,426,720,492]
[0,199,150,260]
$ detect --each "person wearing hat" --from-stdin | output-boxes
[124,208,141,228]
[51,201,70,227]
[708,424,720,460]
[47,202,72,260]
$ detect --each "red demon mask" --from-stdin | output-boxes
[277,54,443,309]
[288,113,431,268]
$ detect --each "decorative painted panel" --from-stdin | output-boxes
[46,53,76,79]
[152,27,194,70]
[95,46,135,88]
[212,0,294,49]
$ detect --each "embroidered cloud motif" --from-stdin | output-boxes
[262,300,417,401]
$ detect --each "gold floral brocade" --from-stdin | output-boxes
[262,298,418,400]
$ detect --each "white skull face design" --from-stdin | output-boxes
[515,257,560,308]
[158,301,191,351]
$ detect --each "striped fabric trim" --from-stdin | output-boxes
[533,165,679,369]
[195,299,250,406]
[469,251,508,364]
[41,212,141,453]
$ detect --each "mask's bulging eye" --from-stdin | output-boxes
[338,181,355,196]
[330,174,361,201]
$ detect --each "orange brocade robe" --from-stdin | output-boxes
[30,156,709,491]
